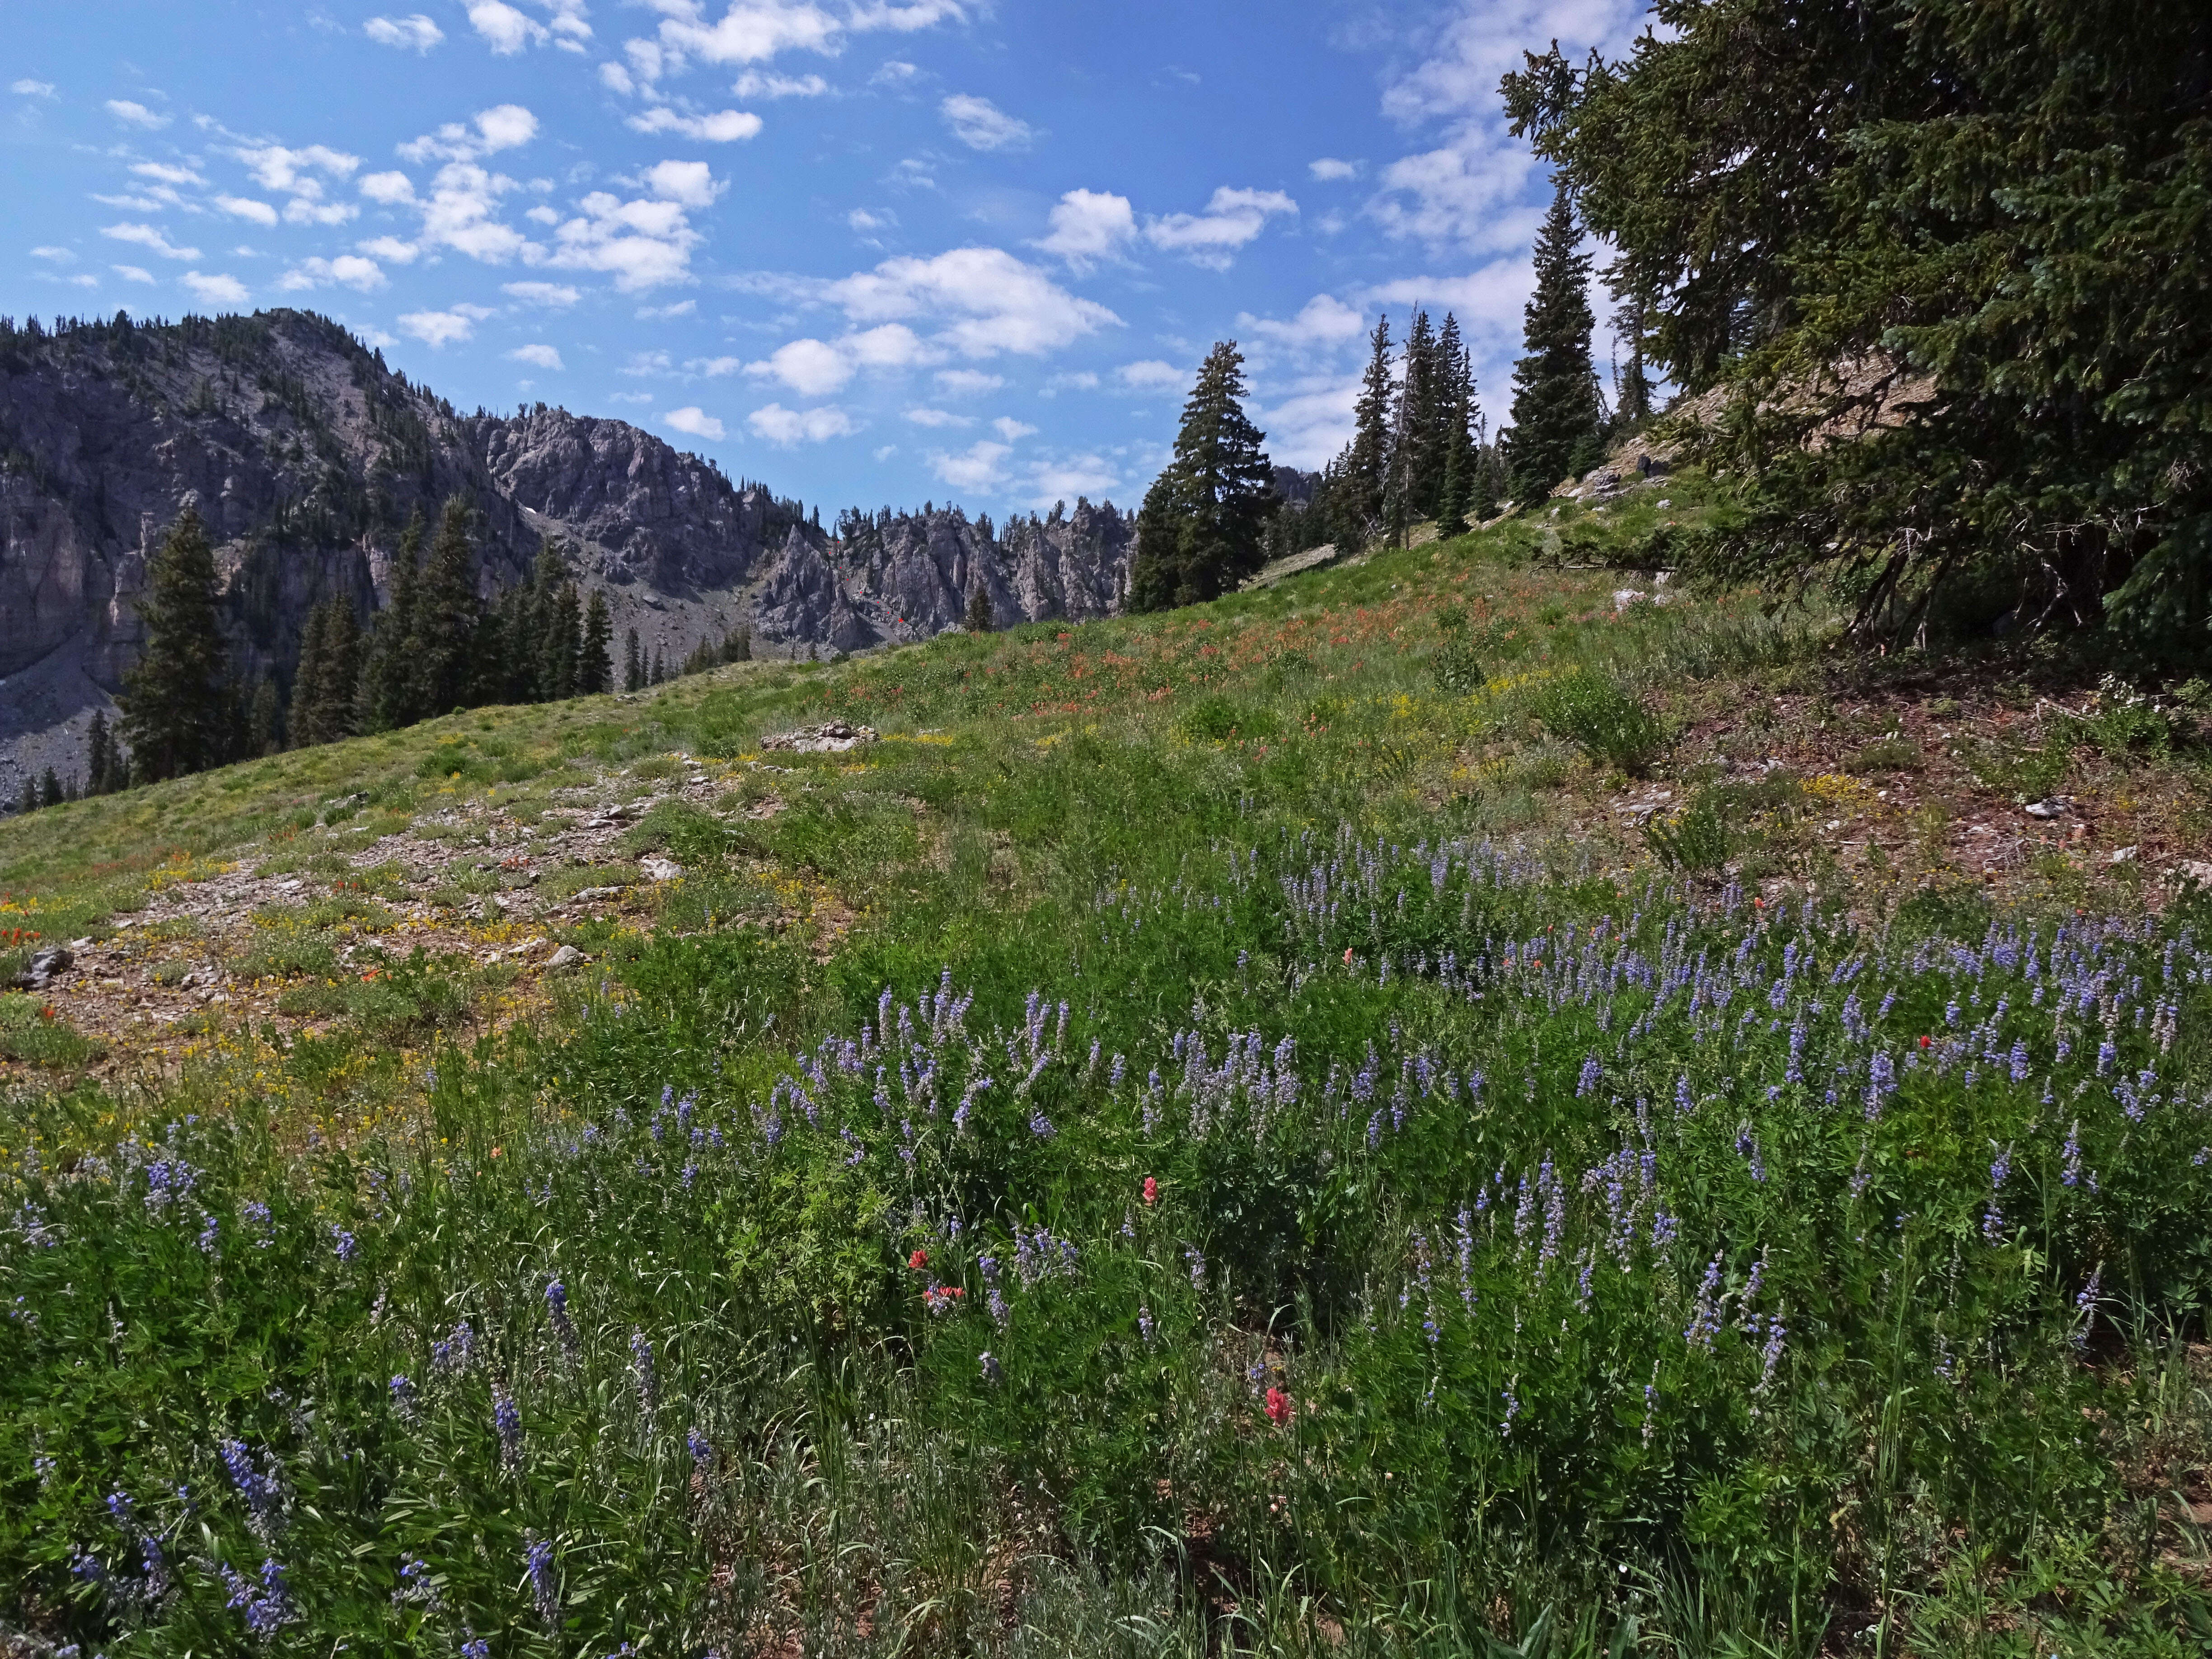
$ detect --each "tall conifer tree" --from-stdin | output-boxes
[1507,178,1604,506]
[1128,341,1278,610]
[1336,315,1394,553]
[412,498,480,717]
[118,506,230,781]
[580,590,613,694]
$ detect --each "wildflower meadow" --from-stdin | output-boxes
[6,505,2212,1655]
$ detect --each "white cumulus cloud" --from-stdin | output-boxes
[398,309,478,347]
[182,271,248,307]
[643,159,724,207]
[29,246,73,262]
[12,79,57,98]
[1115,360,1185,392]
[747,402,855,445]
[903,407,970,428]
[399,104,538,164]
[366,14,445,50]
[934,368,1002,395]
[665,405,728,440]
[279,254,388,292]
[214,195,280,226]
[547,187,700,290]
[358,234,420,263]
[112,264,155,283]
[820,246,1119,358]
[928,439,1008,490]
[1308,158,1359,181]
[624,108,763,142]
[939,93,1030,151]
[509,342,565,368]
[101,222,200,261]
[131,162,204,186]
[469,0,548,53]
[1143,187,1297,269]
[1034,189,1134,268]
[503,280,579,306]
[360,171,417,205]
[991,417,1036,441]
[1236,293,1367,353]
[106,99,170,129]
[733,70,827,98]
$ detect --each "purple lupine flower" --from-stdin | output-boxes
[1109,1053,1127,1089]
[389,1373,417,1418]
[687,1428,712,1470]
[2097,1040,2116,1076]
[546,1280,580,1364]
[2062,1122,2082,1189]
[978,1350,1004,1384]
[1684,1256,1724,1351]
[2073,1264,2104,1347]
[461,1631,491,1659]
[330,1224,358,1263]
[1138,1304,1155,1343]
[492,1387,523,1467]
[629,1328,656,1410]
[1576,1055,1602,1097]
[221,1556,294,1636]
[525,1534,558,1626]
[2009,1041,2030,1083]
[197,1212,220,1255]
[1184,1245,1207,1291]
[1757,1317,1786,1394]
[219,1439,284,1539]
[1982,1144,2012,1240]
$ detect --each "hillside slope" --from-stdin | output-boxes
[0,309,1135,795]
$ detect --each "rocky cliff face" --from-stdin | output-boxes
[0,308,1132,795]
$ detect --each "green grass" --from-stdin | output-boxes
[5,487,2212,1657]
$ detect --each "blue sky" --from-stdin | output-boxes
[4,0,1649,518]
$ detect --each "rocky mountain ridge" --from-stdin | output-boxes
[0,308,1139,796]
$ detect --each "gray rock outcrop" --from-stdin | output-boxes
[0,308,1135,799]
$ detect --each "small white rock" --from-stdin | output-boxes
[546,944,588,969]
[641,856,685,882]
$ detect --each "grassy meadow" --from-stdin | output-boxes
[7,478,2212,1657]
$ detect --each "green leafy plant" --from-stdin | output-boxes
[1642,790,1733,871]
[1530,667,1668,774]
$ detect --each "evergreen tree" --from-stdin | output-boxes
[1507,178,1603,507]
[412,498,480,717]
[118,506,231,782]
[544,581,582,700]
[649,646,665,686]
[1127,341,1279,611]
[40,768,64,809]
[362,512,425,732]
[85,710,115,797]
[1336,315,1394,551]
[965,583,994,633]
[292,605,330,746]
[1434,315,1476,537]
[16,778,36,816]
[580,590,613,694]
[623,629,643,693]
[724,625,752,664]
[318,601,362,741]
[1386,309,1443,537]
